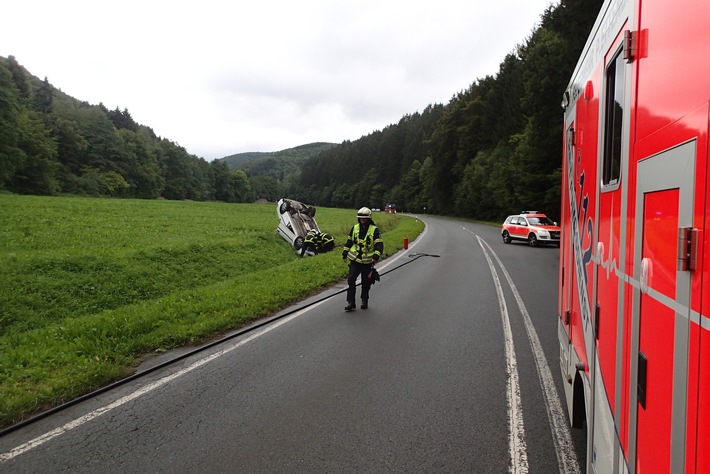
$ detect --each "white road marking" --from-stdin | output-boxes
[479,238,581,474]
[476,236,529,473]
[0,306,320,463]
[1,218,427,463]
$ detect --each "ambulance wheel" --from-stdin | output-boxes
[528,233,538,247]
[502,231,512,244]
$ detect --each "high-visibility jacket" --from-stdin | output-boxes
[319,233,335,251]
[303,230,318,245]
[343,222,383,264]
[301,231,335,255]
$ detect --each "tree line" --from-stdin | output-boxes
[1,0,602,221]
[294,0,601,221]
[220,142,337,202]
[0,55,251,202]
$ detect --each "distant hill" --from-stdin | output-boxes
[219,151,272,169]
[218,142,337,178]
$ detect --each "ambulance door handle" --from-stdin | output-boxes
[638,352,648,410]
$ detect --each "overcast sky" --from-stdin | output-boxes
[3,0,555,160]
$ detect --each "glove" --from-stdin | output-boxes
[342,250,348,261]
[368,267,380,284]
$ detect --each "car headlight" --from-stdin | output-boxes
[536,229,550,238]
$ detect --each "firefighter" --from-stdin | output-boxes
[342,207,383,311]
[300,230,335,257]
[300,230,319,257]
[317,232,335,253]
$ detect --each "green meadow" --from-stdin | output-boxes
[0,195,424,428]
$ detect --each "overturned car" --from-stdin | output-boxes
[276,198,320,251]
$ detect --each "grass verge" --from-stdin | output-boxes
[0,195,424,427]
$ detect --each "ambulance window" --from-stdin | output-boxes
[603,48,625,186]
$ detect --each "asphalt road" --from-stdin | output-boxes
[0,215,584,473]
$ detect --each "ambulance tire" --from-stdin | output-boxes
[502,231,512,244]
[527,233,538,247]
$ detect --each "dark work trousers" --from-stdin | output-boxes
[346,260,374,304]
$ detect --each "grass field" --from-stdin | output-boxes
[0,195,424,428]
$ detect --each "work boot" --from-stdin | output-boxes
[344,302,356,312]
[361,300,368,310]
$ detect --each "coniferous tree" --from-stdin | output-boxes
[6,56,31,99]
[0,60,24,187]
[34,77,53,114]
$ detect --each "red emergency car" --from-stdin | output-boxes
[501,211,560,247]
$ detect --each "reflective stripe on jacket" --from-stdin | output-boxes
[345,223,382,264]
[304,230,318,244]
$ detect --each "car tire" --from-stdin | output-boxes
[293,236,304,250]
[502,231,512,244]
[279,201,291,214]
[528,234,538,247]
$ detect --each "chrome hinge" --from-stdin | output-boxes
[624,30,637,63]
[677,227,698,271]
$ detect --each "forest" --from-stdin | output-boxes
[0,55,252,203]
[294,0,602,220]
[0,0,602,221]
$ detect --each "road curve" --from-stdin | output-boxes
[0,215,581,473]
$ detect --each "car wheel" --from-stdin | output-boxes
[279,201,291,214]
[528,234,538,247]
[294,236,304,250]
[502,231,512,244]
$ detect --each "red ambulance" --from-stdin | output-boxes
[558,0,710,472]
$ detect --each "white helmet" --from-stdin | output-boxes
[357,207,372,219]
